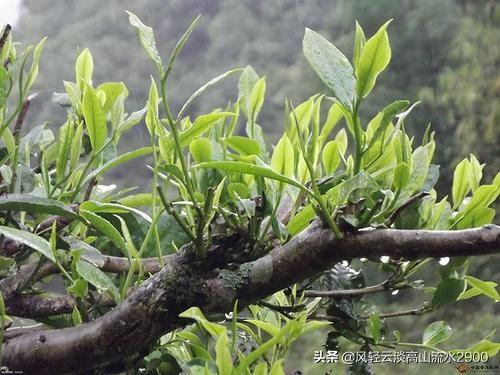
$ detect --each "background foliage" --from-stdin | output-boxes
[16,0,499,190]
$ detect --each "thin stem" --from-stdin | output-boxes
[159,77,202,217]
[304,281,392,298]
[385,191,429,226]
[68,136,115,202]
[255,191,282,249]
[352,101,363,174]
[9,95,34,193]
[361,307,426,320]
[289,101,342,238]
[156,185,196,243]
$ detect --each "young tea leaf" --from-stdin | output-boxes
[195,161,309,194]
[126,11,163,74]
[271,134,294,178]
[190,138,212,163]
[353,21,366,69]
[75,48,93,90]
[355,20,392,98]
[303,28,355,110]
[82,85,107,152]
[223,136,260,156]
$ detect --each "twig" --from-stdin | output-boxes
[363,307,426,319]
[386,192,429,226]
[304,282,387,298]
[304,280,410,298]
[83,177,98,202]
[312,307,426,321]
[257,301,294,319]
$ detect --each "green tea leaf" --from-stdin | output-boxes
[76,259,119,302]
[97,82,129,113]
[145,78,159,136]
[190,138,212,163]
[0,194,79,220]
[126,11,163,73]
[159,163,185,182]
[355,20,392,98]
[365,100,409,151]
[369,312,381,344]
[253,363,268,375]
[70,122,84,169]
[422,321,452,346]
[326,171,378,206]
[179,307,227,338]
[196,161,308,193]
[392,162,410,191]
[353,21,366,68]
[0,65,8,108]
[319,103,343,144]
[271,134,294,178]
[82,85,107,152]
[465,276,500,302]
[227,183,250,199]
[269,360,285,375]
[118,106,147,134]
[0,226,55,262]
[215,333,232,375]
[62,236,105,268]
[247,319,280,336]
[322,140,342,174]
[79,210,127,256]
[303,28,355,110]
[431,277,465,308]
[249,77,266,122]
[456,207,495,229]
[117,193,157,208]
[24,37,47,92]
[179,112,233,147]
[223,136,260,156]
[80,201,152,223]
[451,339,500,357]
[75,48,93,90]
[238,65,260,120]
[166,15,201,79]
[452,158,470,209]
[287,204,316,235]
[467,154,482,192]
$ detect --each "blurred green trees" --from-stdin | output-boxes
[15,0,499,188]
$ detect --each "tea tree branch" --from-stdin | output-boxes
[2,224,499,373]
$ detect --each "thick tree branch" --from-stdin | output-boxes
[5,293,76,318]
[2,224,499,374]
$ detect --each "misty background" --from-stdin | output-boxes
[1,1,499,373]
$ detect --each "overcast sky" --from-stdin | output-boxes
[0,0,21,26]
